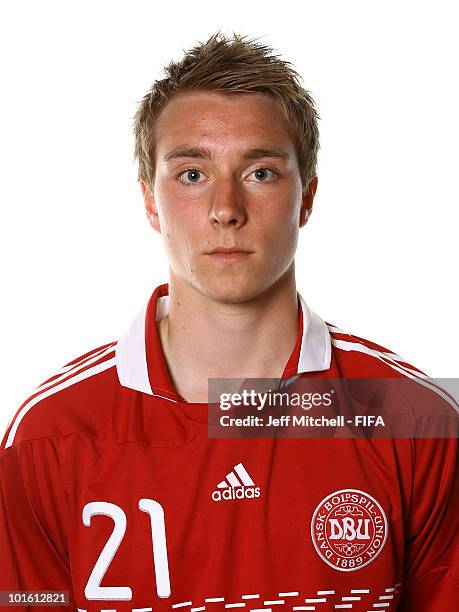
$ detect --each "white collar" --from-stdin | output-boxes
[115,287,331,395]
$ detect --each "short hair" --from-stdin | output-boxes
[133,32,320,189]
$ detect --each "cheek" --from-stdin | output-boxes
[268,220,299,258]
[157,197,202,255]
[256,198,300,266]
[256,190,300,237]
[158,181,205,222]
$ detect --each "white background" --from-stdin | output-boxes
[1,1,457,434]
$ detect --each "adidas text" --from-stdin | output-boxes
[212,486,261,502]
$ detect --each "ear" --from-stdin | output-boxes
[299,175,318,228]
[140,179,161,234]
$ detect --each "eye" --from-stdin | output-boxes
[247,167,279,182]
[177,169,206,184]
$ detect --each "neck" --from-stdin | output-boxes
[157,269,299,402]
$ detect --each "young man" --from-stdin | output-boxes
[1,33,458,612]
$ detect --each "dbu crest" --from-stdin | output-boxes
[310,488,388,572]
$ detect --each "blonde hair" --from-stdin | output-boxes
[133,32,320,189]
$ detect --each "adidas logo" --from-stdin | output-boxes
[211,462,261,502]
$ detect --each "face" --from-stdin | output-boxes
[141,90,317,304]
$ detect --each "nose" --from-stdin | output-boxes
[208,177,247,228]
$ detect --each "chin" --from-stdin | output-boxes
[195,274,266,305]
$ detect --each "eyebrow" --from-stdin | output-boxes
[163,145,290,162]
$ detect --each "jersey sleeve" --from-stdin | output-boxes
[398,431,459,610]
[0,437,76,611]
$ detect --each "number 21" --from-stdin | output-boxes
[82,499,171,600]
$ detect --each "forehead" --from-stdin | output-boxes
[155,90,296,156]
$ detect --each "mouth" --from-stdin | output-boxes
[205,247,254,262]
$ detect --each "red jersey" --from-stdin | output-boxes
[1,283,458,612]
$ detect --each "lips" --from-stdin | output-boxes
[207,247,252,254]
[205,247,253,263]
